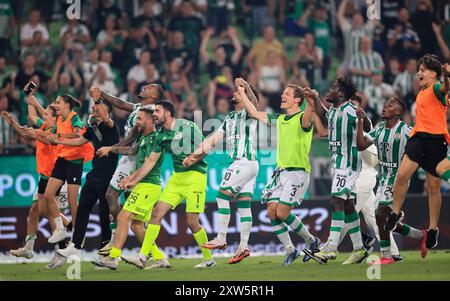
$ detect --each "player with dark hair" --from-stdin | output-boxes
[91,106,169,270]
[356,97,428,265]
[92,83,163,255]
[1,94,70,268]
[304,77,372,264]
[119,99,215,269]
[52,99,120,263]
[183,78,260,264]
[236,81,321,267]
[385,54,450,249]
[44,93,94,244]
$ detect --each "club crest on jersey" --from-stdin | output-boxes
[394,133,401,141]
[173,132,182,140]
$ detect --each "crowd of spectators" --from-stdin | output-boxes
[1,0,450,154]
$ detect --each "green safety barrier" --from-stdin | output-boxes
[0,139,329,207]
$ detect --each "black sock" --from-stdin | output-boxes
[66,221,73,231]
[57,239,68,249]
[361,231,373,241]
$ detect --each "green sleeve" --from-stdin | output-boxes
[267,113,280,126]
[71,114,84,129]
[152,132,163,153]
[36,117,43,128]
[433,83,447,106]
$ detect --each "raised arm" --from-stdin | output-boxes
[298,5,312,27]
[68,63,82,90]
[305,94,328,136]
[432,23,450,61]
[310,91,328,126]
[49,57,63,90]
[236,77,260,110]
[207,80,217,117]
[90,86,135,112]
[440,64,450,95]
[301,89,315,129]
[25,84,46,117]
[27,102,40,126]
[312,112,328,137]
[362,113,372,132]
[200,27,214,64]
[183,130,225,167]
[237,84,269,123]
[356,108,373,151]
[228,27,243,65]
[337,0,349,30]
[94,102,114,128]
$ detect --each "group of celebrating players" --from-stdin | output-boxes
[2,52,450,271]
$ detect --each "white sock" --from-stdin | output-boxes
[55,216,64,231]
[110,222,117,243]
[216,192,232,242]
[345,212,364,251]
[237,201,252,248]
[25,234,37,250]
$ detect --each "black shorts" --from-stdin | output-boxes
[50,157,83,185]
[404,133,448,177]
[38,177,62,195]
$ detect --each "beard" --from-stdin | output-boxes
[154,116,165,126]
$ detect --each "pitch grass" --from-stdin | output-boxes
[1,250,450,281]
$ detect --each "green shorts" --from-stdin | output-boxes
[122,182,162,222]
[159,171,207,213]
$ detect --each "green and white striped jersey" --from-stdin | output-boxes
[367,120,411,186]
[219,109,258,161]
[341,20,374,60]
[349,51,384,91]
[124,103,141,137]
[327,101,361,171]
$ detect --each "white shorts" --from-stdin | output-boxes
[32,182,68,211]
[331,168,360,200]
[109,155,137,192]
[58,183,69,211]
[355,168,377,211]
[375,179,394,208]
[220,158,259,198]
[262,169,310,207]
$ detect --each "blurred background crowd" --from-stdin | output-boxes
[0,0,450,156]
